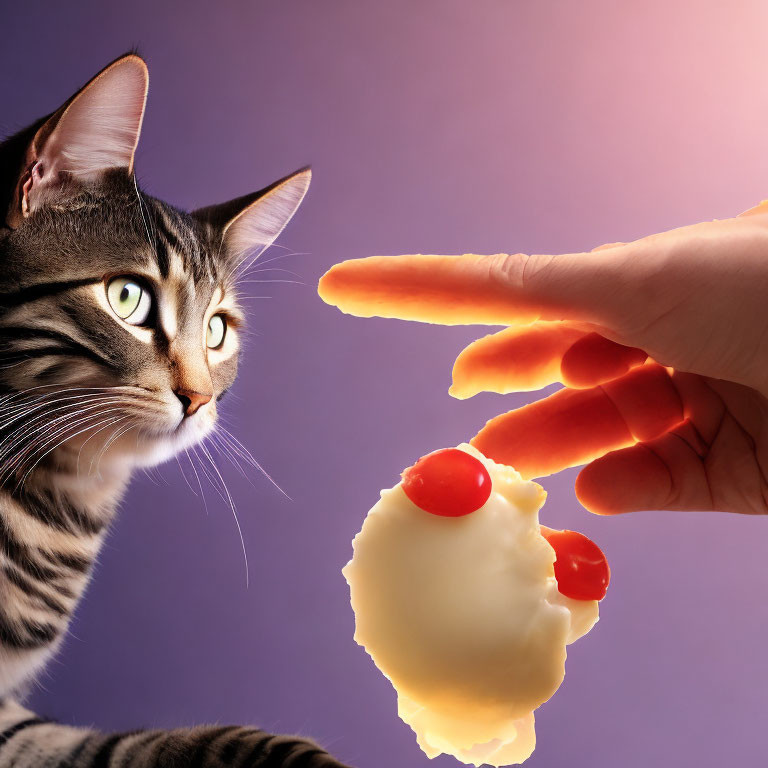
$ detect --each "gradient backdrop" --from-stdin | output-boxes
[2,2,768,766]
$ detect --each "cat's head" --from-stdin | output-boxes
[0,54,310,479]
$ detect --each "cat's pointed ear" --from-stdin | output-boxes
[7,53,148,227]
[193,167,311,273]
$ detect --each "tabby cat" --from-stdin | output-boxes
[0,54,349,767]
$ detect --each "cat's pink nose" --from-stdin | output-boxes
[174,388,212,417]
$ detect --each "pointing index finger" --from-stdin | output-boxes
[318,249,633,327]
[319,253,541,325]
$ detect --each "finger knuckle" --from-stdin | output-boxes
[487,252,544,291]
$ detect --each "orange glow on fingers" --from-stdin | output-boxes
[318,254,543,326]
[560,333,648,388]
[471,364,684,479]
[450,323,585,398]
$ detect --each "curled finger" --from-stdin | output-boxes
[470,363,684,478]
[451,324,647,398]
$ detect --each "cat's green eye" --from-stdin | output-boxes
[106,277,152,325]
[207,314,226,349]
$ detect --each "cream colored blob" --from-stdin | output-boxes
[343,444,599,766]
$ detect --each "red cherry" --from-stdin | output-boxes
[401,448,492,517]
[540,527,610,601]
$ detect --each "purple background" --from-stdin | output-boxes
[2,2,768,766]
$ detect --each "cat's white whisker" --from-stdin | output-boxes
[242,266,304,279]
[0,395,139,473]
[0,388,115,417]
[82,415,132,473]
[0,396,135,468]
[76,415,127,478]
[13,416,118,490]
[209,433,273,503]
[237,278,308,286]
[218,426,291,501]
[11,410,129,493]
[0,389,154,443]
[211,432,259,493]
[0,401,116,470]
[91,418,137,477]
[5,402,130,475]
[210,433,248,480]
[198,440,249,588]
[0,392,131,426]
[186,448,210,515]
[175,455,198,497]
[242,249,311,271]
[190,445,228,506]
[140,467,162,487]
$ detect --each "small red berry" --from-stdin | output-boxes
[401,448,492,517]
[540,527,610,601]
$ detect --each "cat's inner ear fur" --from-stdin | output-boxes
[7,54,148,227]
[193,167,311,274]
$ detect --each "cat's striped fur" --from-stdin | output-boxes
[0,54,350,766]
[0,698,344,767]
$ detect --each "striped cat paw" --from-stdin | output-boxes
[0,703,355,768]
[96,725,355,768]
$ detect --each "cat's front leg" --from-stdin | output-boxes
[0,699,354,768]
[150,726,352,767]
[90,724,356,767]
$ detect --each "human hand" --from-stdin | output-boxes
[319,201,768,515]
